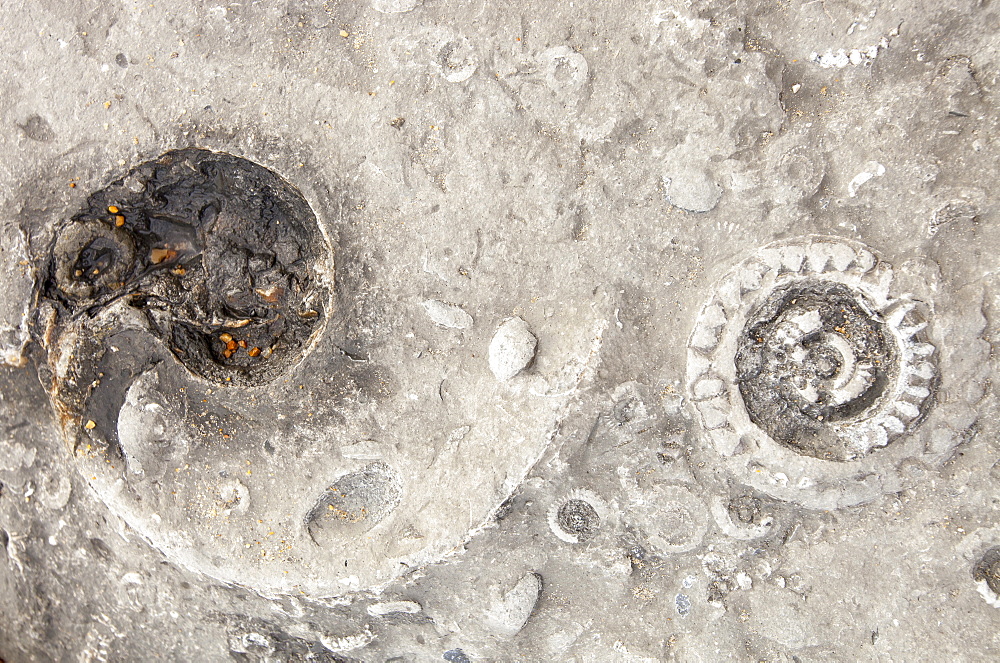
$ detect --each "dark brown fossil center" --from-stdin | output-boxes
[43,148,330,386]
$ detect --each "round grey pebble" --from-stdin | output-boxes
[484,572,542,637]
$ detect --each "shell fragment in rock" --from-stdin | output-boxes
[422,300,474,329]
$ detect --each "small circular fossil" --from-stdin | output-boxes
[686,236,951,508]
[433,35,477,83]
[540,46,589,94]
[548,489,609,544]
[770,145,824,205]
[710,493,776,541]
[624,484,707,555]
[556,500,601,542]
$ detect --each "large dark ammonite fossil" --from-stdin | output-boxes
[44,147,329,388]
[34,147,605,597]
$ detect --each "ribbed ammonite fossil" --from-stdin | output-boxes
[686,236,948,508]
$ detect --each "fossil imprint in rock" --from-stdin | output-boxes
[686,236,962,509]
[734,278,929,462]
[38,148,606,596]
[45,148,331,387]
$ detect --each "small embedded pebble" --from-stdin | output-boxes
[675,593,691,617]
[663,168,722,212]
[443,648,472,663]
[489,317,536,381]
[422,300,473,329]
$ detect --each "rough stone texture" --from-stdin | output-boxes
[1,0,999,660]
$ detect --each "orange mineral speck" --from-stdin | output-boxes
[255,286,283,303]
[150,248,176,264]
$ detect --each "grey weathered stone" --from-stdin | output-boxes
[0,1,998,660]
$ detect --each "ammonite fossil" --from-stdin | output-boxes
[734,278,926,462]
[686,236,964,508]
[44,147,329,387]
[36,148,607,596]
